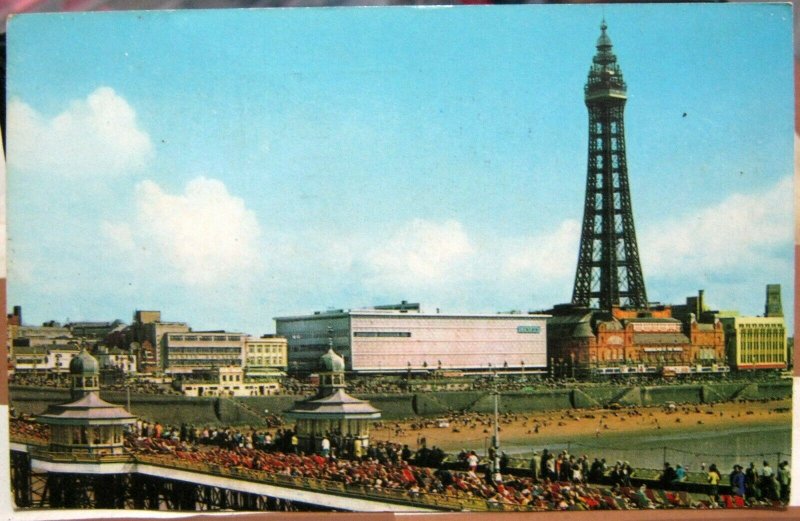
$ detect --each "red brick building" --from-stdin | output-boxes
[546,304,726,377]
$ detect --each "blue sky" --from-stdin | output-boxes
[5,4,794,335]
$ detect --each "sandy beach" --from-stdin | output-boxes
[371,398,792,453]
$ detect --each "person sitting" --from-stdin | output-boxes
[634,479,655,506]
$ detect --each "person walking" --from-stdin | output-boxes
[529,451,540,481]
[745,462,760,501]
[674,464,687,484]
[321,435,331,458]
[760,460,776,501]
[777,461,791,503]
[467,450,479,473]
[707,463,721,502]
[660,462,677,490]
[729,465,746,498]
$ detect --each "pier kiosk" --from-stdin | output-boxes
[37,349,136,455]
[287,347,381,456]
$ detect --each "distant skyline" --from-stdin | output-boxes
[5,4,794,335]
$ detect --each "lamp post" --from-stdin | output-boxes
[491,372,501,478]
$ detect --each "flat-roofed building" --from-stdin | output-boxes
[275,304,549,374]
[162,331,245,375]
[127,310,190,373]
[718,314,787,371]
[10,344,81,375]
[173,366,281,397]
[244,334,288,374]
[66,320,124,339]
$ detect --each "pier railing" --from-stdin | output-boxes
[28,447,134,464]
[134,452,509,511]
[15,436,731,512]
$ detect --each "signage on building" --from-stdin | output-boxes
[662,365,691,374]
[632,323,681,333]
[517,325,541,334]
[643,347,683,353]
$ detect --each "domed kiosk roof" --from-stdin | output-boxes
[69,348,99,374]
[38,392,136,425]
[319,347,345,373]
[287,389,381,420]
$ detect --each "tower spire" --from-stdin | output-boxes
[572,22,648,311]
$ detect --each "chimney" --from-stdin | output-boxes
[765,284,783,318]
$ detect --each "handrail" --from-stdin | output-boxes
[16,436,671,513]
[9,434,48,447]
[26,446,135,464]
[133,452,490,511]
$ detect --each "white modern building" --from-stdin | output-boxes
[275,303,549,374]
[173,366,282,397]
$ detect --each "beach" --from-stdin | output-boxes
[372,398,792,457]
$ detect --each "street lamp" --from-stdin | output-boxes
[491,373,501,479]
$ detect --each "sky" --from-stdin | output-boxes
[4,4,794,336]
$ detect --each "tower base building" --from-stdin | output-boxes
[547,303,727,378]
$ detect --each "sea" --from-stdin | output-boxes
[470,423,791,472]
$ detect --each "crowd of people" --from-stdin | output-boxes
[123,418,791,510]
[9,415,49,442]
[127,423,788,511]
[9,414,791,511]
[11,365,789,399]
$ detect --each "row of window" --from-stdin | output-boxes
[248,357,285,366]
[169,358,241,366]
[170,335,242,342]
[353,332,412,338]
[286,329,349,340]
[168,347,242,354]
[247,345,285,354]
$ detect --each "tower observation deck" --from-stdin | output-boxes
[572,21,648,311]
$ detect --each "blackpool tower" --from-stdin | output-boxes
[571,21,648,311]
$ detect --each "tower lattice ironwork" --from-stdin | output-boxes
[572,21,648,310]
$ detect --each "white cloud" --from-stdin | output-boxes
[363,219,474,290]
[640,176,793,278]
[501,219,581,280]
[795,133,800,245]
[8,87,152,177]
[103,177,263,287]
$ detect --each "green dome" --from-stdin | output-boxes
[69,349,99,375]
[319,348,345,373]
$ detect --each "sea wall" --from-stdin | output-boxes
[9,380,791,425]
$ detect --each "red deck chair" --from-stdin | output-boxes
[604,496,620,510]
